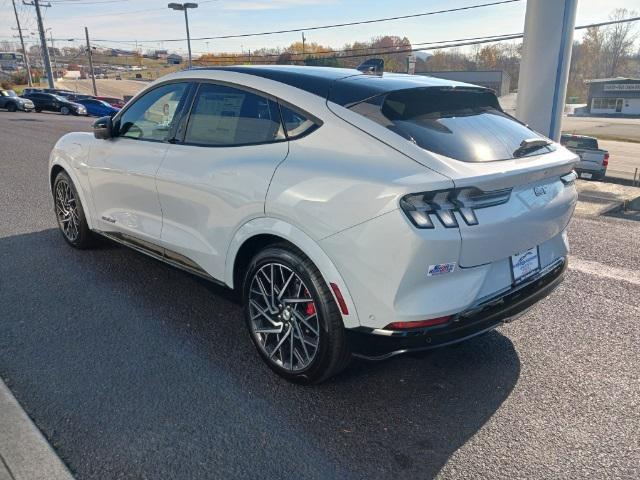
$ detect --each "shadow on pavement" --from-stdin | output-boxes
[0,229,521,480]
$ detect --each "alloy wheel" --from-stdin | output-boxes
[61,106,70,115]
[54,179,80,242]
[248,263,321,372]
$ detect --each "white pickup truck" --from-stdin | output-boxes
[560,134,609,180]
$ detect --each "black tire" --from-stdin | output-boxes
[242,244,350,384]
[7,103,17,112]
[60,106,70,115]
[35,107,42,113]
[52,171,95,249]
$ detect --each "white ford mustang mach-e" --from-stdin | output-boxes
[49,65,578,383]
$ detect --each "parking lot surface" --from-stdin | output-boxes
[0,111,638,479]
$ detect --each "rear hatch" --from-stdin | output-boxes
[331,80,578,267]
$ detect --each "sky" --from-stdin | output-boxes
[1,0,638,57]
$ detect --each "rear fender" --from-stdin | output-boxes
[225,217,360,328]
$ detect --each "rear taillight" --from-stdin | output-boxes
[603,152,609,167]
[400,187,512,229]
[384,316,452,330]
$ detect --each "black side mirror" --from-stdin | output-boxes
[93,116,113,140]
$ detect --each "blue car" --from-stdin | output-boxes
[75,98,120,117]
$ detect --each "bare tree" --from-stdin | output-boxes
[601,8,638,77]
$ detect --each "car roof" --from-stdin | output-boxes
[190,65,487,106]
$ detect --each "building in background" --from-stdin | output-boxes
[416,70,511,97]
[166,54,183,65]
[586,77,640,115]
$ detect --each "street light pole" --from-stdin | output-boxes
[168,3,198,69]
[183,8,192,68]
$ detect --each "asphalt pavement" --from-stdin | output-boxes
[0,111,638,479]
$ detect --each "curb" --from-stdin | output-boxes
[0,378,74,480]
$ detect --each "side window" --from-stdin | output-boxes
[118,82,188,141]
[184,83,284,146]
[279,105,317,138]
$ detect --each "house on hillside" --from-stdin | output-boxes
[167,54,183,65]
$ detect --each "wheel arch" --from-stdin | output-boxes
[49,160,95,230]
[226,218,360,328]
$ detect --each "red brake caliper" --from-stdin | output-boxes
[304,289,316,316]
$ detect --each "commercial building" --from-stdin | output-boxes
[586,77,640,115]
[416,70,511,97]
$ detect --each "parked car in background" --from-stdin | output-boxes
[24,88,77,98]
[75,98,119,117]
[22,92,87,115]
[48,66,578,383]
[96,96,125,108]
[560,134,608,180]
[23,87,43,95]
[0,89,35,112]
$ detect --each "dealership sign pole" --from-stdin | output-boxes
[516,0,578,141]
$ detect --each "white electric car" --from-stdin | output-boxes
[49,65,578,383]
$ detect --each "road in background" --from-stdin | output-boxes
[598,139,640,182]
[562,116,640,143]
[1,112,638,480]
[57,78,145,99]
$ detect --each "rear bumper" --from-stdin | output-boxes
[347,256,567,360]
[576,164,606,176]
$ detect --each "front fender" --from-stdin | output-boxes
[225,217,360,328]
[49,132,96,229]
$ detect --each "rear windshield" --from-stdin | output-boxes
[561,135,598,150]
[348,87,555,162]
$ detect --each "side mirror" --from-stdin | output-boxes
[93,116,113,140]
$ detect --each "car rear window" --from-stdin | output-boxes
[348,87,555,162]
[560,135,598,150]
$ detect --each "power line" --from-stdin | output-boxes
[59,0,524,43]
[178,16,640,63]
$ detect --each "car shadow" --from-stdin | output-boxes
[0,229,521,480]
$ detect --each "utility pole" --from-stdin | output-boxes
[29,0,55,88]
[48,29,56,80]
[84,27,98,96]
[301,32,306,55]
[11,0,32,86]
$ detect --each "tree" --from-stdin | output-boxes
[601,8,638,77]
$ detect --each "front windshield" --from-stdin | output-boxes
[2,90,17,97]
[52,95,67,101]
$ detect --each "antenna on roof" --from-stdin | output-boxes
[357,58,384,76]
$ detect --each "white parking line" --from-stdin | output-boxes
[569,257,640,286]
